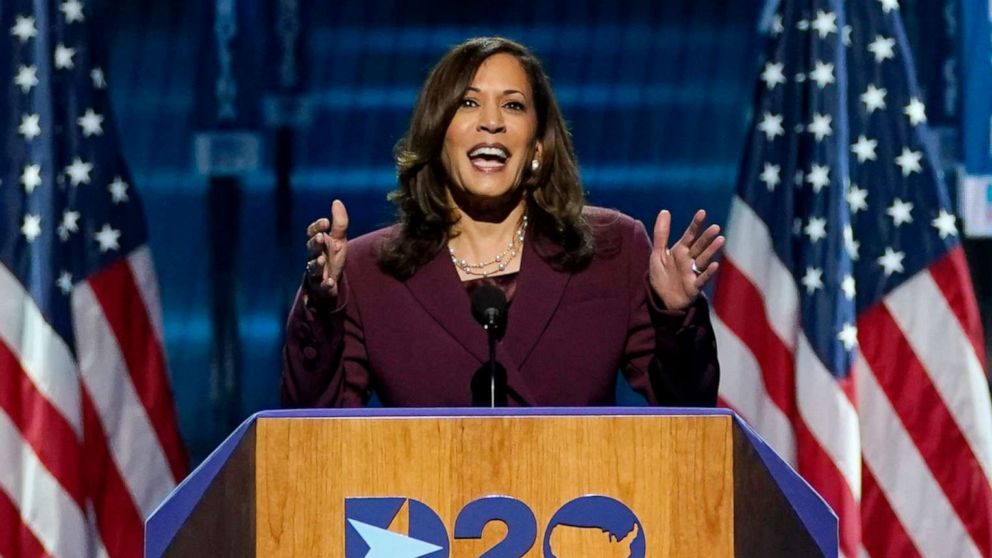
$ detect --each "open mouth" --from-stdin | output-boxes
[468,144,510,172]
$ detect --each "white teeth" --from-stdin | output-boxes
[469,146,508,160]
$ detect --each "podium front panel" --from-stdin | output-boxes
[254,414,734,557]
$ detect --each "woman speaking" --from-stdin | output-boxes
[282,36,723,407]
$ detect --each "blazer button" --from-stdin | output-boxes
[302,346,318,362]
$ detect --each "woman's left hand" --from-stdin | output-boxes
[649,209,725,311]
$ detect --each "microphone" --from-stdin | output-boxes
[471,284,508,331]
[470,285,508,407]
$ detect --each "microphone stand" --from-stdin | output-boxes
[471,284,507,407]
[484,311,498,408]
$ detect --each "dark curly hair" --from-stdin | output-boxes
[377,36,594,279]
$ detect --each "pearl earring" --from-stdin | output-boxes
[531,159,540,172]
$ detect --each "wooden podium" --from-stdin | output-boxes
[145,408,836,557]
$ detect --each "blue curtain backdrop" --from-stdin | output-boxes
[92,0,965,463]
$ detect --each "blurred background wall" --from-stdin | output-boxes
[85,0,982,464]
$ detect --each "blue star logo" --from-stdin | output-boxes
[344,497,448,558]
[347,519,444,558]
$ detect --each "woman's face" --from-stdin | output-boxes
[441,53,541,206]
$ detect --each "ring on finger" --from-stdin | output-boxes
[691,259,703,275]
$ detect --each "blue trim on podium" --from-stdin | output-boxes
[732,415,839,557]
[145,413,256,558]
[145,408,837,557]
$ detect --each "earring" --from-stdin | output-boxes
[531,159,540,172]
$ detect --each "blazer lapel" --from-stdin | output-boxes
[503,231,571,372]
[404,249,490,363]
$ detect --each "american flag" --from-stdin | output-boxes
[1,1,186,556]
[713,0,992,556]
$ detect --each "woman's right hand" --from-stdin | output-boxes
[304,199,349,301]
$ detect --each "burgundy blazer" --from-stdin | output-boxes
[281,207,719,407]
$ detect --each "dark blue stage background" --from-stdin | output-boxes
[92,0,968,462]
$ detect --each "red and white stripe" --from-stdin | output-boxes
[716,197,862,557]
[857,252,992,557]
[0,250,185,558]
[714,196,992,558]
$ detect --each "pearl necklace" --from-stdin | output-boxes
[449,213,528,277]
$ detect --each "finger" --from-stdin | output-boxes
[669,241,693,267]
[306,233,325,258]
[306,218,330,238]
[678,209,707,246]
[694,235,725,268]
[321,276,337,296]
[330,199,349,241]
[306,255,324,280]
[306,258,324,284]
[652,210,672,251]
[694,261,719,288]
[688,224,721,259]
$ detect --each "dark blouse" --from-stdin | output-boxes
[462,272,519,304]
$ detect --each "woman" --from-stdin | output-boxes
[282,36,723,407]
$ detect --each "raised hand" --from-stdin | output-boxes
[649,209,724,311]
[304,199,349,301]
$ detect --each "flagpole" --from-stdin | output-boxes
[264,0,310,322]
[197,0,260,438]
